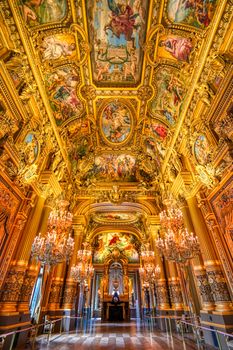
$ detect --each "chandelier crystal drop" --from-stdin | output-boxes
[155,197,200,264]
[31,200,74,267]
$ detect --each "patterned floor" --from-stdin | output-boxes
[35,319,200,350]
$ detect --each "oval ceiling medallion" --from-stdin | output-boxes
[100,101,133,145]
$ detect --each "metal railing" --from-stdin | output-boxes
[143,314,233,349]
[0,316,83,350]
[0,314,233,350]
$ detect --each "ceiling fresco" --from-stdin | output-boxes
[93,212,138,224]
[92,232,140,263]
[0,0,228,204]
[86,0,149,87]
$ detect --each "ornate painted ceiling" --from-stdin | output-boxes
[0,0,232,246]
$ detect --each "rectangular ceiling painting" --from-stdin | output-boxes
[86,0,149,87]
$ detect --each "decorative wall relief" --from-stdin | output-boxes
[166,0,217,29]
[46,66,83,126]
[0,180,21,256]
[20,0,68,26]
[100,101,133,145]
[86,0,149,86]
[207,270,231,302]
[196,274,214,303]
[210,177,233,255]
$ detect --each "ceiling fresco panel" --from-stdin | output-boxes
[20,0,68,26]
[82,154,137,182]
[100,100,134,146]
[45,66,83,126]
[86,0,149,87]
[93,232,140,263]
[148,67,186,127]
[166,0,217,29]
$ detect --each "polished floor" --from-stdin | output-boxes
[35,319,202,350]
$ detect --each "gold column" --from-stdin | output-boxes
[62,218,85,310]
[0,196,45,313]
[180,198,215,312]
[150,224,170,311]
[166,262,184,311]
[18,197,53,313]
[187,196,232,312]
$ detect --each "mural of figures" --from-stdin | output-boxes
[20,0,67,26]
[158,35,193,63]
[68,136,91,174]
[24,133,39,164]
[144,121,168,158]
[194,134,211,165]
[167,0,217,29]
[40,34,76,61]
[86,0,148,85]
[149,68,186,125]
[83,154,136,182]
[94,212,136,223]
[93,232,139,263]
[101,101,132,144]
[46,67,83,125]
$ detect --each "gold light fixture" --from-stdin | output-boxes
[140,244,161,284]
[31,200,74,267]
[155,197,200,264]
[71,242,94,284]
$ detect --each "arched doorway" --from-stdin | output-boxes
[90,231,141,321]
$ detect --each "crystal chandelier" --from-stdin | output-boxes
[31,200,74,267]
[155,197,200,264]
[71,242,94,284]
[140,244,161,284]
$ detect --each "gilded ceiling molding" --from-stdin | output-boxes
[161,0,231,173]
[5,0,71,173]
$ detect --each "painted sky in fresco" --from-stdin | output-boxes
[86,0,148,86]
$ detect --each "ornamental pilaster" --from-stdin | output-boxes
[62,216,86,309]
[186,196,233,311]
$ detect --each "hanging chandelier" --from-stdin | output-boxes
[155,197,200,264]
[140,244,161,284]
[71,242,94,284]
[31,200,74,267]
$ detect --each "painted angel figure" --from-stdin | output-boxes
[105,0,140,43]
